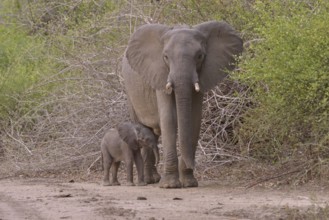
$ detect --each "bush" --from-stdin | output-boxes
[0,25,52,119]
[236,0,329,164]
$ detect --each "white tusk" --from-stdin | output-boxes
[194,83,200,92]
[165,82,173,94]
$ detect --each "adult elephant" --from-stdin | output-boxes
[121,21,243,188]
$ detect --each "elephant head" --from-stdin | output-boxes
[117,122,159,165]
[125,21,243,169]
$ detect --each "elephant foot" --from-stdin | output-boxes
[111,181,121,186]
[145,174,161,184]
[125,182,135,186]
[153,172,161,183]
[159,174,181,188]
[103,180,111,186]
[180,169,198,187]
[181,176,198,187]
[136,181,147,186]
[144,175,154,184]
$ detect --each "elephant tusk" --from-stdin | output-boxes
[165,82,173,94]
[194,83,200,92]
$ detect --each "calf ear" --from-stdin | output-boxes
[117,122,139,150]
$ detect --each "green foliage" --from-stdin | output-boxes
[0,23,53,118]
[236,0,329,161]
[0,0,121,120]
[156,0,254,28]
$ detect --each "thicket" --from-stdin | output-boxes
[0,0,328,185]
[236,0,329,183]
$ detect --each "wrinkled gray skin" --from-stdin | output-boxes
[141,142,161,184]
[122,21,243,188]
[101,122,159,186]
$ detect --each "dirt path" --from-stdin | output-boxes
[0,177,328,220]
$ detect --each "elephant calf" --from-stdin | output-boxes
[101,122,159,186]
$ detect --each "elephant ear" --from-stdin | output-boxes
[125,24,171,90]
[194,21,243,92]
[117,122,139,150]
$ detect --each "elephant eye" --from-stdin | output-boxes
[197,53,204,61]
[139,138,147,143]
[163,55,169,63]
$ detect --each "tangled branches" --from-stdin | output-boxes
[1,72,128,175]
[198,79,251,167]
[1,74,251,177]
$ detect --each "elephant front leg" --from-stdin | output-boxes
[134,151,147,186]
[102,152,112,186]
[142,148,161,184]
[179,157,198,187]
[160,143,181,188]
[156,91,181,188]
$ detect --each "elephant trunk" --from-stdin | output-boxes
[153,145,160,165]
[175,85,195,169]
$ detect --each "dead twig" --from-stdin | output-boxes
[87,155,102,175]
[245,167,303,189]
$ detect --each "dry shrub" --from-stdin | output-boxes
[1,73,128,176]
[195,78,251,177]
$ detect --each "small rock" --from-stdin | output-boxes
[173,197,183,200]
[137,196,147,200]
[54,194,72,198]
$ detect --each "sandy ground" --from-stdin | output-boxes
[0,177,328,220]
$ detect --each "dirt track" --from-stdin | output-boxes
[0,177,328,220]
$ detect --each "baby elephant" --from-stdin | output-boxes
[101,122,159,186]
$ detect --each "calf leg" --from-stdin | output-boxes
[111,161,121,186]
[134,151,146,186]
[125,159,135,186]
[102,152,113,186]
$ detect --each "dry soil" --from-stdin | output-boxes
[0,177,328,220]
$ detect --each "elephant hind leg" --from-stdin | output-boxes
[125,159,135,186]
[127,96,139,122]
[111,161,121,186]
